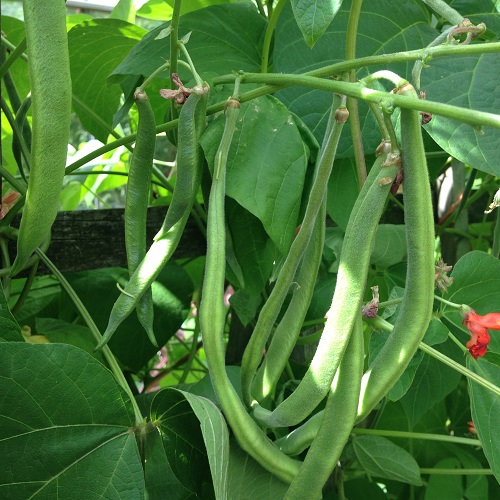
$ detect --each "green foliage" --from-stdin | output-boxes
[1,0,500,497]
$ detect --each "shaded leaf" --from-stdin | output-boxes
[111,3,266,84]
[150,388,229,498]
[0,281,23,342]
[400,341,463,428]
[424,458,464,500]
[467,357,500,484]
[371,225,407,268]
[291,0,344,47]
[274,0,437,151]
[225,199,277,295]
[327,156,361,230]
[352,435,423,486]
[0,343,143,498]
[144,428,193,500]
[35,317,106,365]
[68,19,146,142]
[227,438,289,499]
[64,264,193,372]
[422,53,500,176]
[201,96,309,255]
[229,289,262,327]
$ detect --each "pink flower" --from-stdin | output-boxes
[462,311,500,359]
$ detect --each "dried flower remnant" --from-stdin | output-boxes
[362,286,380,318]
[484,188,500,214]
[435,259,453,293]
[159,73,194,104]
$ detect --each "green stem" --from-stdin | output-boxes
[235,73,500,129]
[420,468,493,475]
[421,0,464,25]
[0,165,26,194]
[0,36,27,80]
[35,248,144,425]
[366,316,500,398]
[178,42,203,86]
[261,0,286,73]
[345,0,366,187]
[1,96,31,171]
[351,428,481,447]
[255,0,266,17]
[64,42,500,175]
[178,319,201,384]
[169,0,181,78]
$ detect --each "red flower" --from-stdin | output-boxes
[463,311,500,359]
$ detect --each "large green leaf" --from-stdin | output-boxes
[467,357,500,483]
[444,251,500,355]
[225,198,277,294]
[227,438,289,499]
[291,0,344,47]
[150,388,229,499]
[400,342,463,428]
[424,457,465,500]
[0,343,144,498]
[111,3,266,84]
[352,435,423,486]
[201,96,309,255]
[421,53,500,176]
[137,0,232,20]
[0,281,23,342]
[326,156,361,230]
[370,225,407,268]
[64,264,193,371]
[68,19,146,142]
[274,0,437,152]
[143,428,193,499]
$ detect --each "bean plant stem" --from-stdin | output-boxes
[351,428,481,447]
[421,0,464,25]
[35,249,144,425]
[261,0,286,73]
[169,0,181,79]
[366,316,500,397]
[420,468,493,475]
[0,36,27,80]
[234,73,500,130]
[345,0,366,187]
[64,41,500,175]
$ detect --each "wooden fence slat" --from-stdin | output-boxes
[8,207,206,276]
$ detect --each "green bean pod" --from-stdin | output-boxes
[356,84,435,422]
[251,200,326,403]
[11,0,71,276]
[155,87,208,240]
[199,98,301,483]
[96,90,208,350]
[253,149,401,428]
[284,314,364,499]
[125,89,157,347]
[240,97,347,406]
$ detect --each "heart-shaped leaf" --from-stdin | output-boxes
[0,343,144,498]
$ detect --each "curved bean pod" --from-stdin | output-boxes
[96,90,208,350]
[125,89,157,346]
[199,98,301,483]
[284,314,364,499]
[356,83,435,422]
[11,0,71,275]
[240,96,346,406]
[251,200,326,403]
[156,87,208,240]
[253,149,401,428]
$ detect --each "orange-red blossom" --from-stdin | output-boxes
[462,311,500,359]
